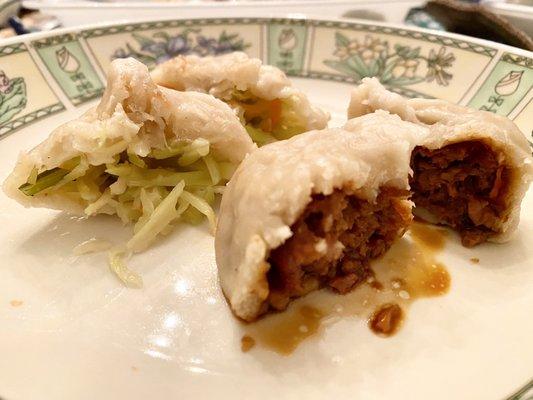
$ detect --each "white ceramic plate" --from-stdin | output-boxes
[0,17,532,400]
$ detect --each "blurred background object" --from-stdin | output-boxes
[482,0,533,39]
[0,0,21,26]
[20,0,424,27]
[0,0,531,50]
[0,9,60,37]
[410,0,533,50]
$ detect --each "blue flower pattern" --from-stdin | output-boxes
[112,30,250,67]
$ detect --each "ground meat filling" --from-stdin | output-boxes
[266,188,412,311]
[410,140,510,247]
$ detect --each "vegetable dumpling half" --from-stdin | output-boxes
[348,77,533,246]
[215,111,429,321]
[151,51,329,145]
[3,57,256,252]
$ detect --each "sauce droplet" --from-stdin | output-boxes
[368,278,384,291]
[406,262,450,297]
[240,335,256,353]
[10,300,23,307]
[244,305,324,356]
[409,221,448,251]
[470,257,480,264]
[369,303,403,337]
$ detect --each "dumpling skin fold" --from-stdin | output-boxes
[151,51,330,134]
[215,112,429,321]
[348,77,533,243]
[3,57,256,214]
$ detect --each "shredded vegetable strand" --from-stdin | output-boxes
[245,124,276,146]
[139,188,154,215]
[77,178,101,202]
[180,190,216,233]
[85,190,112,215]
[127,180,185,252]
[128,152,146,168]
[19,137,241,288]
[42,157,90,194]
[73,238,112,255]
[203,155,221,185]
[178,139,210,166]
[108,248,143,288]
[150,144,187,159]
[27,167,38,185]
[218,162,236,181]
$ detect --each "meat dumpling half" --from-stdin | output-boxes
[151,51,329,145]
[215,112,428,321]
[348,78,533,246]
[4,58,256,253]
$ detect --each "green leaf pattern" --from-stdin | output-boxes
[324,32,456,89]
[0,76,27,125]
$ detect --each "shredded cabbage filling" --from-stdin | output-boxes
[229,90,307,146]
[18,138,228,254]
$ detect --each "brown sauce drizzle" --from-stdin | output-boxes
[409,221,448,251]
[369,303,404,337]
[9,300,23,307]
[243,306,324,356]
[241,222,451,355]
[240,335,256,353]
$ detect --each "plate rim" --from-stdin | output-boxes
[1,14,532,58]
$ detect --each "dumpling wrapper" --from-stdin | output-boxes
[348,77,533,243]
[3,57,256,216]
[151,51,330,137]
[215,112,429,321]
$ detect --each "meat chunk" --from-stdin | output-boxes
[266,187,412,311]
[410,140,509,246]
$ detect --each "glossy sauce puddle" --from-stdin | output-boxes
[241,221,451,355]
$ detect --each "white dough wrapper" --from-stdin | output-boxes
[215,111,429,321]
[151,51,329,132]
[348,77,533,243]
[3,57,256,214]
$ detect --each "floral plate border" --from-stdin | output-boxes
[0,17,531,143]
[0,16,532,400]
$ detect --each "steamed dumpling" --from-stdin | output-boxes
[4,57,256,252]
[215,112,428,321]
[348,78,533,245]
[152,51,330,145]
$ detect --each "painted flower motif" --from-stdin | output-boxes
[143,34,191,63]
[279,29,297,52]
[0,70,12,94]
[0,71,27,125]
[325,31,456,89]
[56,46,80,74]
[194,37,217,56]
[333,46,349,60]
[334,39,360,60]
[195,35,240,56]
[359,35,387,61]
[495,70,523,96]
[392,59,419,79]
[112,30,250,68]
[426,46,455,86]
